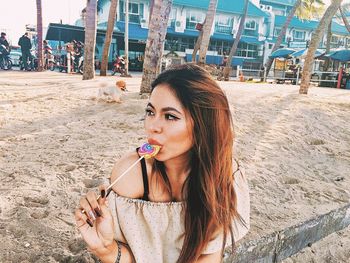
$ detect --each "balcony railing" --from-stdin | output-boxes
[119,13,141,24]
[243,29,259,37]
[214,25,232,34]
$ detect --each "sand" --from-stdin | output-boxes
[0,70,349,262]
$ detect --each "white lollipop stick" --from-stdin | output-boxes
[105,156,144,195]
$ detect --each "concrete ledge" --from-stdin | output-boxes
[224,203,350,263]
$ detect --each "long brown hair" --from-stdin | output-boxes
[151,64,239,262]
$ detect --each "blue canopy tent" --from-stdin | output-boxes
[325,49,350,62]
[292,49,323,58]
[269,48,296,58]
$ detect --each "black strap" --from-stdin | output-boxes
[136,148,149,201]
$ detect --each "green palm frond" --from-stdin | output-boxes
[295,0,325,20]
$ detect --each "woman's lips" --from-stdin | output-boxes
[148,138,163,147]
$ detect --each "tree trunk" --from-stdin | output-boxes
[36,0,43,72]
[83,0,97,80]
[124,0,130,76]
[192,30,203,62]
[265,0,302,77]
[340,6,350,32]
[323,21,332,72]
[140,0,172,94]
[100,0,118,76]
[300,0,343,94]
[223,0,248,80]
[198,0,218,65]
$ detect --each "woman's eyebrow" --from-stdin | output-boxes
[161,107,182,115]
[147,102,182,115]
[146,102,155,109]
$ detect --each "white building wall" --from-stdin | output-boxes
[99,1,111,23]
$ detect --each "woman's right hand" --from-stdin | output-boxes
[75,185,115,253]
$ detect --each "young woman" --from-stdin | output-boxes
[75,64,250,263]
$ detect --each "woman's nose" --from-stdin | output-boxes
[146,118,162,133]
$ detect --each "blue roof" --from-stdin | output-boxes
[331,21,349,35]
[275,15,319,30]
[275,15,348,35]
[167,28,261,44]
[260,0,296,7]
[173,0,268,17]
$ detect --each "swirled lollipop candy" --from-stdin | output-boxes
[138,143,161,159]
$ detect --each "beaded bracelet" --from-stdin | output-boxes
[115,241,122,263]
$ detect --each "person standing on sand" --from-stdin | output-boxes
[75,64,250,263]
[18,33,32,71]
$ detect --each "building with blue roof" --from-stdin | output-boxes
[45,0,350,71]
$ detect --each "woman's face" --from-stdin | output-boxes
[144,84,193,162]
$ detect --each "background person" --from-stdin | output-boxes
[18,33,32,71]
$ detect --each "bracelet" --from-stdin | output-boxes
[115,241,122,263]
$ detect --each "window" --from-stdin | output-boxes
[119,1,144,24]
[216,15,231,27]
[293,30,305,40]
[168,8,177,27]
[215,15,232,34]
[186,10,205,30]
[189,10,204,23]
[237,43,259,58]
[346,38,350,48]
[331,35,339,44]
[245,20,256,30]
[274,28,281,38]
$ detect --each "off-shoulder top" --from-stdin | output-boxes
[106,160,250,263]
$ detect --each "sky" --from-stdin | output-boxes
[0,0,339,46]
[0,0,86,45]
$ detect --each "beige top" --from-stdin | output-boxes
[107,167,250,263]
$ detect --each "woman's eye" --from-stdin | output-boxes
[145,109,154,116]
[165,114,178,121]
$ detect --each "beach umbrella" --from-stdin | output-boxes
[326,49,350,62]
[269,48,296,58]
[291,48,323,58]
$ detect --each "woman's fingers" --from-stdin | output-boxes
[98,185,112,218]
[79,195,98,226]
[74,208,93,229]
[86,191,102,219]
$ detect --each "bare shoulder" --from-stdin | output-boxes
[110,151,144,199]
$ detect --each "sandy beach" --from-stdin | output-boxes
[0,70,349,262]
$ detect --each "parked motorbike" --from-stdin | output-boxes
[111,56,125,75]
[0,44,12,70]
[75,55,84,74]
[44,49,56,71]
[19,50,38,71]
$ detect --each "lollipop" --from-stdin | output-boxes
[138,143,161,159]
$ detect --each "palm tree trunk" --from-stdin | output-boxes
[323,21,332,72]
[192,30,203,62]
[300,0,343,94]
[36,0,43,72]
[198,0,218,65]
[223,0,248,80]
[100,0,118,76]
[124,0,130,76]
[140,0,172,94]
[265,0,302,77]
[340,6,350,32]
[83,0,98,80]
